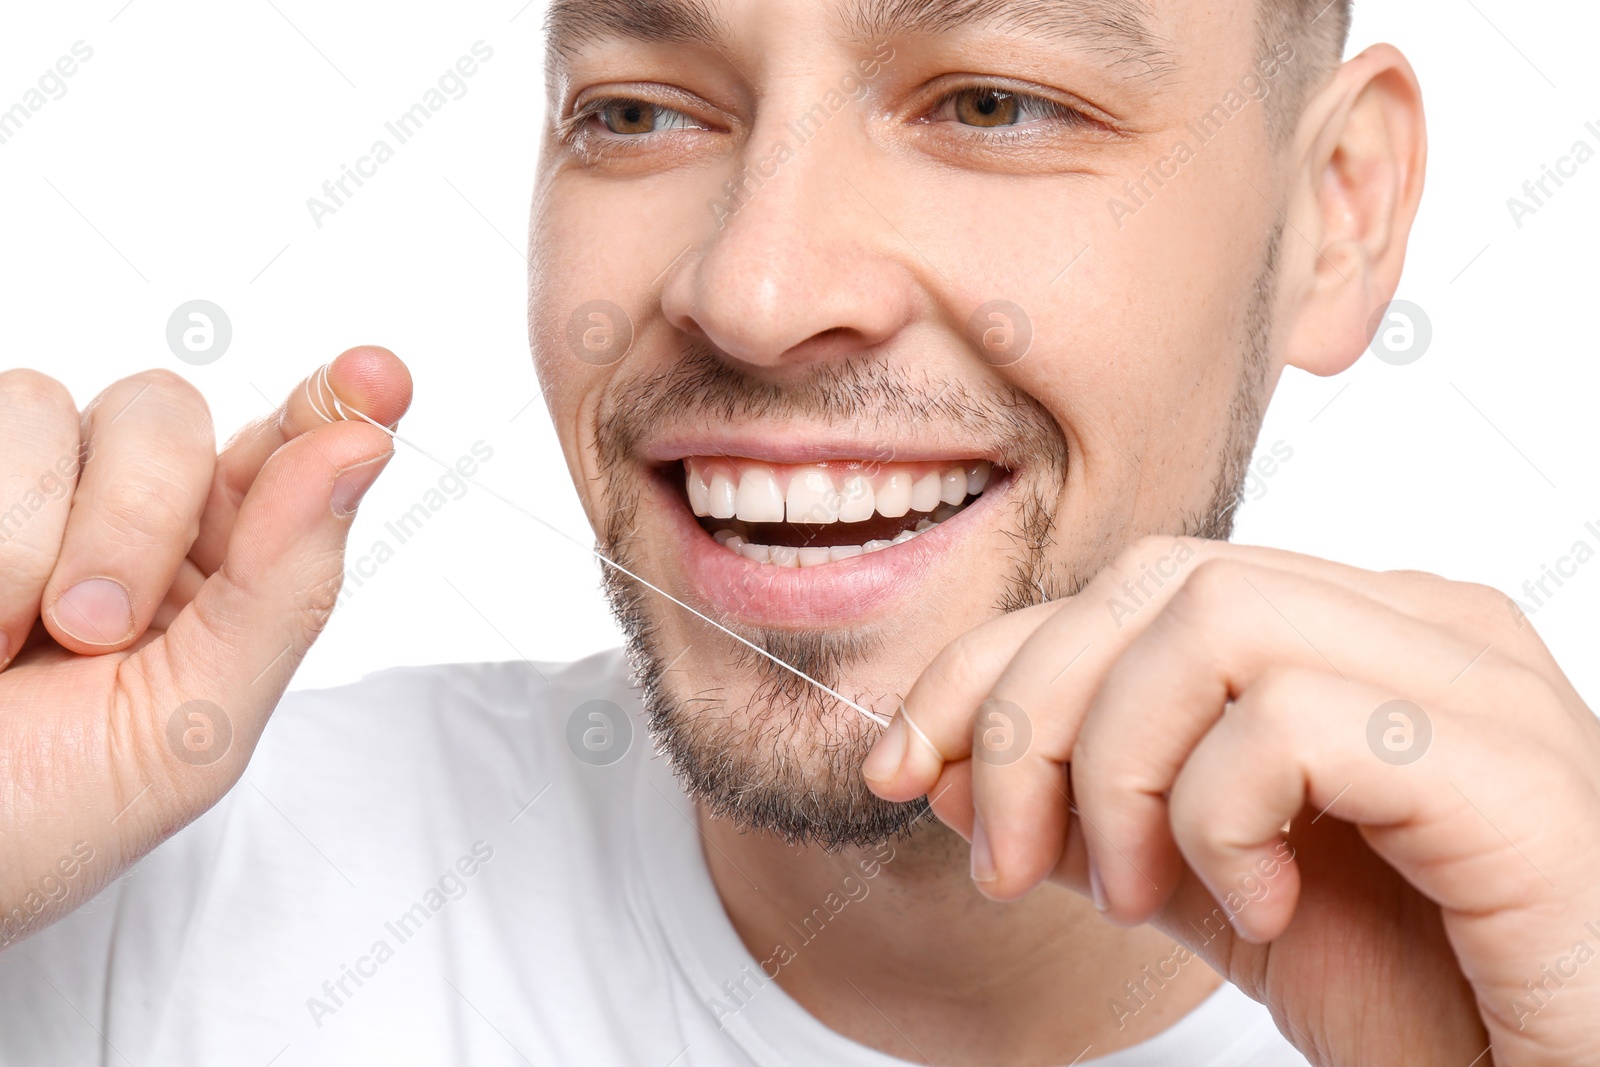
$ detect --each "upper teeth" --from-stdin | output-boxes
[686,459,991,524]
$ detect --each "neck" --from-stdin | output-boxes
[697,804,1221,1065]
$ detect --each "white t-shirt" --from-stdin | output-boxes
[0,650,1309,1066]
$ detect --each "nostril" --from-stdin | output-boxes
[776,325,879,365]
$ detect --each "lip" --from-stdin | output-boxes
[641,432,1006,468]
[645,459,1011,627]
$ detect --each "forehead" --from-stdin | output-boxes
[544,0,1198,78]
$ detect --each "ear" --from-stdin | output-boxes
[1279,44,1428,377]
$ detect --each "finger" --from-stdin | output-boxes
[967,705,1073,900]
[0,370,81,669]
[878,537,1486,807]
[119,419,394,798]
[1136,814,1488,1065]
[1043,796,1093,897]
[151,558,206,632]
[884,538,1237,886]
[1158,671,1369,940]
[862,600,1067,802]
[925,758,973,833]
[969,537,1217,898]
[41,371,214,654]
[886,536,1521,893]
[1140,544,1552,678]
[1174,658,1581,941]
[1165,669,1434,941]
[982,537,1404,763]
[978,538,1483,903]
[189,346,411,575]
[1074,560,1486,924]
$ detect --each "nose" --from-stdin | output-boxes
[660,119,919,371]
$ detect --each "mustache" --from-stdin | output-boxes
[596,342,1068,475]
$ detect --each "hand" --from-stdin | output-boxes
[0,347,410,950]
[864,537,1600,1066]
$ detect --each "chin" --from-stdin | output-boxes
[594,445,1050,850]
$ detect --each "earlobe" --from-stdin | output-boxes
[1280,44,1428,378]
[1287,236,1375,377]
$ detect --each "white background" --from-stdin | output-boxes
[1,1,1595,703]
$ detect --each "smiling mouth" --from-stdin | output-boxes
[681,456,999,567]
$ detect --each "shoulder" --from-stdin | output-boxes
[274,647,636,727]
[254,647,639,778]
[4,647,647,960]
[0,649,675,1065]
[211,648,649,869]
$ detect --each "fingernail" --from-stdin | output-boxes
[970,812,998,884]
[861,711,908,782]
[51,577,135,646]
[1088,851,1108,911]
[332,451,392,518]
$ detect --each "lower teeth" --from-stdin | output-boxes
[713,523,931,567]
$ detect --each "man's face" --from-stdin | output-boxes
[530,0,1298,846]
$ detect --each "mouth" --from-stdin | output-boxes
[684,456,996,566]
[633,446,1012,627]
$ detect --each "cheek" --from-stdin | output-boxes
[997,171,1272,479]
[531,181,648,351]
[527,308,607,515]
[531,168,718,435]
[531,350,620,520]
[530,208,626,468]
[921,163,1255,419]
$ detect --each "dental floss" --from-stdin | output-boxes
[305,367,892,729]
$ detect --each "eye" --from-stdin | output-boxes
[586,98,703,136]
[954,88,1021,127]
[932,86,1092,131]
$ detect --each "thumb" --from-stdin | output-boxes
[127,419,393,793]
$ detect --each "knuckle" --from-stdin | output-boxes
[0,368,75,412]
[1074,746,1145,809]
[107,671,177,798]
[1127,532,1170,559]
[1167,558,1247,623]
[1132,533,1203,564]
[1239,666,1308,721]
[1092,538,1160,602]
[1069,710,1148,799]
[92,476,194,549]
[1384,567,1444,583]
[1185,557,1243,598]
[1098,534,1205,600]
[95,370,215,449]
[1110,534,1172,579]
[1166,779,1213,849]
[1434,579,1551,654]
[929,631,993,695]
[1457,580,1523,629]
[1473,658,1563,723]
[137,369,212,427]
[127,367,200,401]
[293,563,344,642]
[0,536,63,584]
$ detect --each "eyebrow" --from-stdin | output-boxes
[545,0,1175,81]
[843,0,1173,78]
[544,0,727,61]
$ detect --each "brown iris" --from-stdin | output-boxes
[599,100,659,135]
[953,88,1020,128]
